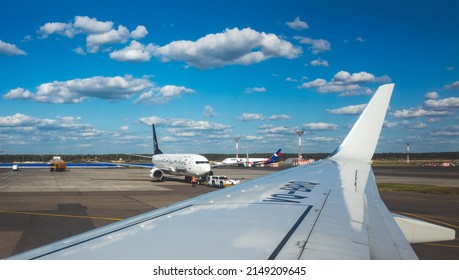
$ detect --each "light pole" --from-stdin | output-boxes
[296,130,304,159]
[405,142,411,164]
[234,137,240,160]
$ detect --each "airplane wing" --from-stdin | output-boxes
[8,84,454,260]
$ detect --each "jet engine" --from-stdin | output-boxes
[149,167,164,181]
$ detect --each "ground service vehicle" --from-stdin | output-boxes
[206,175,240,188]
[50,160,66,172]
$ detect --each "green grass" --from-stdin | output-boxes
[378,183,459,196]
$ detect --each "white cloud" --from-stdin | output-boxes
[431,125,459,136]
[424,91,439,100]
[38,22,77,38]
[244,87,266,94]
[134,85,194,105]
[424,96,459,109]
[308,136,336,142]
[139,116,230,133]
[110,40,156,62]
[4,75,153,103]
[130,25,148,39]
[86,25,130,53]
[239,113,265,122]
[37,16,149,54]
[267,114,290,121]
[393,108,452,118]
[326,104,367,115]
[299,70,391,95]
[294,36,331,54]
[238,113,289,122]
[410,122,427,129]
[153,27,302,69]
[286,17,309,30]
[73,16,113,34]
[445,80,459,90]
[310,59,329,67]
[303,122,337,130]
[203,106,217,118]
[256,125,292,134]
[0,40,27,56]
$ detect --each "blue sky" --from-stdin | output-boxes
[1,0,458,155]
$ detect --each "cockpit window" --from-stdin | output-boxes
[195,161,209,164]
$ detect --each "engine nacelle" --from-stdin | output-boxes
[149,167,164,181]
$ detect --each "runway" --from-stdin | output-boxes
[0,166,457,259]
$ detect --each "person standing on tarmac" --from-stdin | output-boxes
[191,176,197,187]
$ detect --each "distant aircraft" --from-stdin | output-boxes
[9,84,455,260]
[220,149,282,167]
[128,124,212,182]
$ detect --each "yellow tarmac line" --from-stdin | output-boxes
[395,211,459,230]
[424,243,459,249]
[0,209,123,221]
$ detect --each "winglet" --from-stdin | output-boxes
[330,83,394,162]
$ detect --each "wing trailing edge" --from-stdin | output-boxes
[330,83,394,162]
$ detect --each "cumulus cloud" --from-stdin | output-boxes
[303,122,337,130]
[310,59,329,67]
[110,40,156,62]
[239,113,265,122]
[308,136,336,142]
[130,25,148,39]
[152,27,302,69]
[138,116,230,137]
[86,25,130,53]
[73,16,113,34]
[423,96,459,109]
[244,87,266,94]
[203,106,217,118]
[424,91,439,100]
[294,36,331,54]
[286,17,309,30]
[445,80,459,90]
[299,70,391,95]
[267,114,290,121]
[393,108,452,118]
[0,40,27,56]
[37,16,149,53]
[38,22,77,38]
[238,113,290,122]
[134,85,195,105]
[256,125,292,134]
[431,125,459,136]
[326,104,367,115]
[3,75,157,104]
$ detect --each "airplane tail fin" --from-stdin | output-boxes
[330,83,394,162]
[152,124,163,155]
[264,149,282,164]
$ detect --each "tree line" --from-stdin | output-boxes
[1,152,458,163]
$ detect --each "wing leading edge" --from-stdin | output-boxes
[8,83,454,260]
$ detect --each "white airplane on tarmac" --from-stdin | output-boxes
[127,124,212,182]
[9,84,455,259]
[220,149,282,167]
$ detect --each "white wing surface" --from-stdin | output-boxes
[8,84,454,260]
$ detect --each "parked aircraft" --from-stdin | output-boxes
[220,149,282,167]
[9,84,455,259]
[127,124,212,182]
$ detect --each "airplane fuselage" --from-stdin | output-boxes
[152,153,211,178]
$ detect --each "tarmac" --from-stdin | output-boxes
[0,165,457,259]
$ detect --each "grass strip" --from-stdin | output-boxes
[378,183,459,196]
